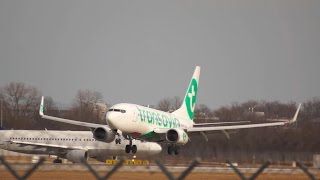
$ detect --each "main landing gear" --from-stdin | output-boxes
[125,144,137,154]
[167,144,179,155]
[125,136,137,154]
[53,158,62,163]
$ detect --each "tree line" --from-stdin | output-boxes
[0,82,106,130]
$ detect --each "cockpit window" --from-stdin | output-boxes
[108,109,126,113]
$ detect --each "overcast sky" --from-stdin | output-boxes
[0,1,319,109]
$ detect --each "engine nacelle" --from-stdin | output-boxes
[65,150,88,163]
[93,126,116,143]
[166,128,189,145]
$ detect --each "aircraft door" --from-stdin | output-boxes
[132,111,137,122]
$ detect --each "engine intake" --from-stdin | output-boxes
[93,126,116,143]
[166,128,189,145]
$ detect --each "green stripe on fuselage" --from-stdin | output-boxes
[141,131,161,141]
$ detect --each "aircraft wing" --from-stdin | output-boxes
[6,140,88,151]
[193,121,250,126]
[188,121,287,132]
[39,96,103,129]
[187,103,301,132]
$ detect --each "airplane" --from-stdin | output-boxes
[0,129,162,163]
[39,66,301,156]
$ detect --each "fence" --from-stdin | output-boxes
[0,156,319,180]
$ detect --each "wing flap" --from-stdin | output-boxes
[187,121,286,132]
[194,121,250,126]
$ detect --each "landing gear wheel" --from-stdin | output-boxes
[125,145,131,153]
[53,159,62,163]
[125,135,137,154]
[131,145,137,154]
[115,139,121,144]
[174,146,179,155]
[115,133,121,144]
[167,145,173,155]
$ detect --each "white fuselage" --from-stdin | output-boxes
[106,103,193,138]
[0,130,162,162]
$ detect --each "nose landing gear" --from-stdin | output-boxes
[115,133,121,144]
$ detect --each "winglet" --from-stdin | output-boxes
[39,96,45,116]
[288,103,301,124]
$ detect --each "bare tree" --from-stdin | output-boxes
[302,97,320,120]
[171,96,182,111]
[0,82,41,128]
[157,98,171,112]
[70,89,104,123]
[44,96,57,112]
[199,104,212,117]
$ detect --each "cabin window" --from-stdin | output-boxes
[108,109,126,113]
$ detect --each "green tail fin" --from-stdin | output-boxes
[172,66,200,121]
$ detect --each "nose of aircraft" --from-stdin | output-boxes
[106,112,119,129]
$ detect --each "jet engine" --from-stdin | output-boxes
[166,128,189,145]
[93,126,116,142]
[65,150,88,163]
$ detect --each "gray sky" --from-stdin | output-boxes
[0,1,319,109]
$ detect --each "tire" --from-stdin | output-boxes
[132,145,137,154]
[167,146,173,155]
[53,159,62,163]
[125,145,131,153]
[174,146,179,155]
